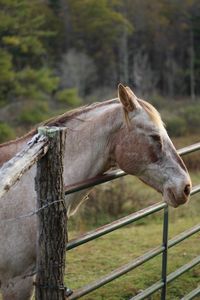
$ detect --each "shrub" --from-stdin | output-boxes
[18,101,49,125]
[15,67,59,102]
[182,105,200,133]
[56,88,82,107]
[165,116,187,137]
[0,122,15,143]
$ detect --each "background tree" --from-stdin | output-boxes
[0,0,200,141]
[66,0,132,84]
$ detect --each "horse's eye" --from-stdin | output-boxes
[151,134,162,147]
[151,134,161,142]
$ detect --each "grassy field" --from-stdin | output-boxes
[66,171,200,300]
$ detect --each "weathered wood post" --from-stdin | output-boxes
[35,126,67,300]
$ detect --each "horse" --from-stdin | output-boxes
[0,84,191,299]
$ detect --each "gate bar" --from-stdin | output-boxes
[67,184,199,251]
[67,223,200,299]
[167,256,200,283]
[67,202,166,250]
[66,143,200,299]
[177,142,200,156]
[161,206,169,299]
[130,256,200,300]
[168,223,200,248]
[181,286,200,300]
[130,281,164,300]
[191,184,200,195]
[68,246,165,300]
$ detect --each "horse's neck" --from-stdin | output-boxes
[0,102,123,217]
[63,103,122,186]
[0,101,123,179]
[62,102,123,216]
[0,136,31,166]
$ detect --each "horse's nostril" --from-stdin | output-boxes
[184,184,191,197]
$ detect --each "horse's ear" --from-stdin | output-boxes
[118,83,139,112]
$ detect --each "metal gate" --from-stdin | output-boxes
[65,142,200,300]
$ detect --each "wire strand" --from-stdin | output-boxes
[0,199,66,224]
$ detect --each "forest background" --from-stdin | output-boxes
[0,0,200,222]
[0,0,200,143]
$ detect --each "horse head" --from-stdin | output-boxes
[113,84,191,207]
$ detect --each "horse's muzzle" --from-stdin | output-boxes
[163,183,191,208]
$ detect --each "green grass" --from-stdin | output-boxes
[66,214,200,299]
[66,172,200,299]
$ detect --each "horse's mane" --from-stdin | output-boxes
[0,97,162,148]
[0,99,119,147]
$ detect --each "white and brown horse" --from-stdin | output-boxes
[0,84,191,299]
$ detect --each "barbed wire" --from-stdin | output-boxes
[0,198,66,224]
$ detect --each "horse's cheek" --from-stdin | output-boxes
[115,144,141,175]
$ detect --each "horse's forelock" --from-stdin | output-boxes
[139,99,164,127]
[123,98,164,128]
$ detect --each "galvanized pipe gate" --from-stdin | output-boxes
[65,143,200,300]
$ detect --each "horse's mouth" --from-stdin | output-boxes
[139,177,187,208]
[163,188,179,208]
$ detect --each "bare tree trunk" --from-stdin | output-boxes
[48,0,71,51]
[189,29,195,101]
[60,0,71,50]
[119,27,129,83]
[166,50,175,98]
[35,126,67,300]
[118,2,129,84]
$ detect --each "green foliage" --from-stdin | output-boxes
[0,49,15,101]
[0,0,59,104]
[0,122,15,143]
[0,0,200,137]
[56,88,82,107]
[15,67,59,101]
[0,0,54,58]
[0,49,14,83]
[68,0,132,82]
[69,0,132,43]
[18,101,49,125]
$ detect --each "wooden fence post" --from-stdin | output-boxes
[35,126,67,300]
